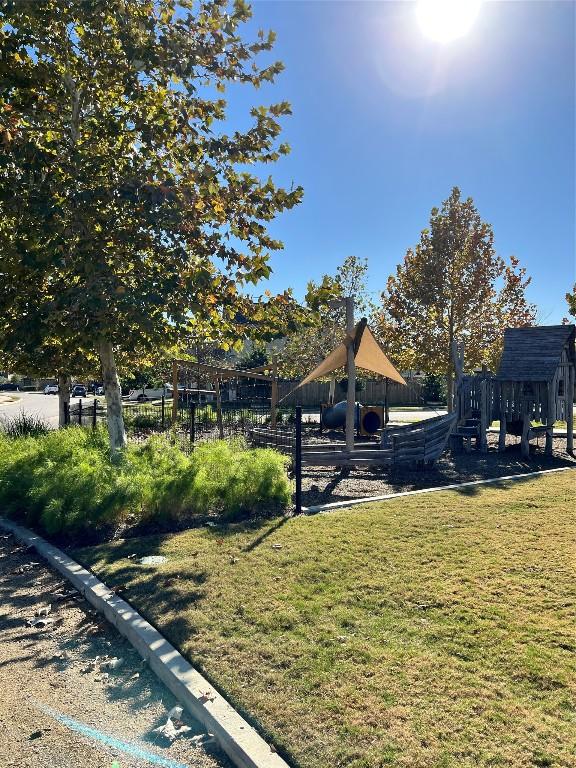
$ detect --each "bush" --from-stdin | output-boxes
[131,413,159,430]
[423,374,447,403]
[0,426,291,537]
[0,410,50,438]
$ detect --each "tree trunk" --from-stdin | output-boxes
[57,373,71,428]
[97,337,127,453]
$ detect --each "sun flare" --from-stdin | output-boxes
[416,0,482,44]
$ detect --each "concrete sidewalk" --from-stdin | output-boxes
[0,533,231,768]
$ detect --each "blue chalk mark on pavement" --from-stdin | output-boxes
[36,702,191,768]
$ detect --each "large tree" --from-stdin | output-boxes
[376,188,536,407]
[0,0,302,450]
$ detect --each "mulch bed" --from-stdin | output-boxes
[299,433,575,508]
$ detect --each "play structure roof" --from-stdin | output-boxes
[496,324,576,382]
[296,320,406,390]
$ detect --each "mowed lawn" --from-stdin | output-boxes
[75,471,576,768]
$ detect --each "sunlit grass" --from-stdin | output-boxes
[75,471,576,768]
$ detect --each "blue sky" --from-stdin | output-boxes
[225,1,575,322]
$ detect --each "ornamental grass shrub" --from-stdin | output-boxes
[0,426,291,537]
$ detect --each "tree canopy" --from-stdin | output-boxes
[0,0,303,449]
[279,255,375,379]
[376,188,536,403]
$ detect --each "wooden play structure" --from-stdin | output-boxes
[268,307,458,468]
[454,325,575,457]
[249,410,457,468]
[494,325,574,457]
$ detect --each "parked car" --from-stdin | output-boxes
[0,382,19,391]
[126,386,168,402]
[44,383,59,394]
[95,386,105,396]
[72,384,87,398]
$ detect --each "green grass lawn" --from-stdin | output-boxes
[75,471,576,768]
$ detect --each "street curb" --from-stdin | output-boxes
[0,518,289,768]
[302,465,576,514]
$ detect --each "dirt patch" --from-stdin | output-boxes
[300,433,575,507]
[0,535,232,768]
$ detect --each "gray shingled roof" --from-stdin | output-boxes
[496,325,576,382]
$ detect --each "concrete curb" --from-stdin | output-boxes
[302,465,576,514]
[0,519,289,768]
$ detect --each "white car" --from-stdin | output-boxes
[126,386,168,402]
[44,383,59,394]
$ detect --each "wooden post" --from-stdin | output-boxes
[345,296,355,453]
[567,363,574,455]
[295,405,302,514]
[215,378,224,439]
[545,381,554,456]
[172,360,178,423]
[271,357,278,429]
[328,376,336,406]
[479,379,488,452]
[498,384,507,452]
[521,411,530,459]
[384,377,389,425]
[451,340,464,419]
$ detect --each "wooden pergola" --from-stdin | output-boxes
[171,359,279,436]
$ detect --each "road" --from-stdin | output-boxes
[0,533,231,768]
[0,391,91,428]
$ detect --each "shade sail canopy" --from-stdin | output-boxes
[355,325,406,383]
[292,321,406,394]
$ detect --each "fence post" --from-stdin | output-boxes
[92,398,97,430]
[64,401,70,426]
[78,398,82,426]
[319,404,323,434]
[161,395,165,431]
[295,405,302,515]
[190,402,196,447]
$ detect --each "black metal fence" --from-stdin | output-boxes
[66,397,313,446]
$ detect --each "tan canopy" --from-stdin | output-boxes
[293,320,406,392]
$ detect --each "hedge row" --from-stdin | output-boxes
[0,426,291,536]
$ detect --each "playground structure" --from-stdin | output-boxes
[454,325,575,457]
[172,320,575,468]
[271,306,459,468]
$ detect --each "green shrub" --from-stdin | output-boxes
[0,426,291,537]
[131,413,159,430]
[0,410,50,438]
[188,439,290,520]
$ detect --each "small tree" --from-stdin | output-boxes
[1,0,302,451]
[377,188,536,408]
[280,255,375,378]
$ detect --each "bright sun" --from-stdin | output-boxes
[416,0,482,44]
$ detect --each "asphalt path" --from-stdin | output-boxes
[0,533,231,768]
[0,391,83,427]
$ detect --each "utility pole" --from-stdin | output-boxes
[345,296,355,453]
